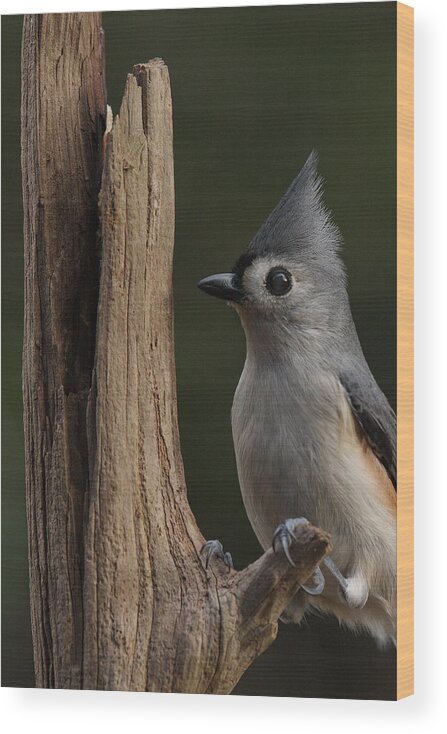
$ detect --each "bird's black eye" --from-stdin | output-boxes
[265,267,293,296]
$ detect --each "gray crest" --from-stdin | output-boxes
[246,151,343,270]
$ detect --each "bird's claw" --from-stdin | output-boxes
[300,566,326,596]
[272,519,299,567]
[323,556,348,593]
[201,539,234,572]
[272,520,369,606]
[272,517,325,595]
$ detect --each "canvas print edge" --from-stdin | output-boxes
[396,0,414,700]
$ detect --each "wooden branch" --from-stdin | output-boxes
[205,523,330,694]
[21,13,106,688]
[22,14,330,693]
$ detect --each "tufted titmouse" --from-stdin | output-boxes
[198,152,396,648]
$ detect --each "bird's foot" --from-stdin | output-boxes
[323,556,369,609]
[272,518,325,595]
[201,539,234,572]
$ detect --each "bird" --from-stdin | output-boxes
[197,151,396,648]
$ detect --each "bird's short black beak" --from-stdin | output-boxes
[197,273,246,304]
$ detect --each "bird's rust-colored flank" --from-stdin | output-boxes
[355,420,397,514]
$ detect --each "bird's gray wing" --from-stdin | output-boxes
[339,370,397,490]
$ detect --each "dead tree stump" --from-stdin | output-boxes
[21,12,330,693]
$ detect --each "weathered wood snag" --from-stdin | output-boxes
[21,12,106,689]
[22,13,330,693]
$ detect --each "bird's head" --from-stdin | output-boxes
[198,152,349,350]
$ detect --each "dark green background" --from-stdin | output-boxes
[2,3,397,698]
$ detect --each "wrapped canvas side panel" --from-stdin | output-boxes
[397,1,414,701]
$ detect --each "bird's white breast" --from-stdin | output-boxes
[231,355,396,586]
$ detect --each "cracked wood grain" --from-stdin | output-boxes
[22,13,330,693]
[21,12,106,688]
